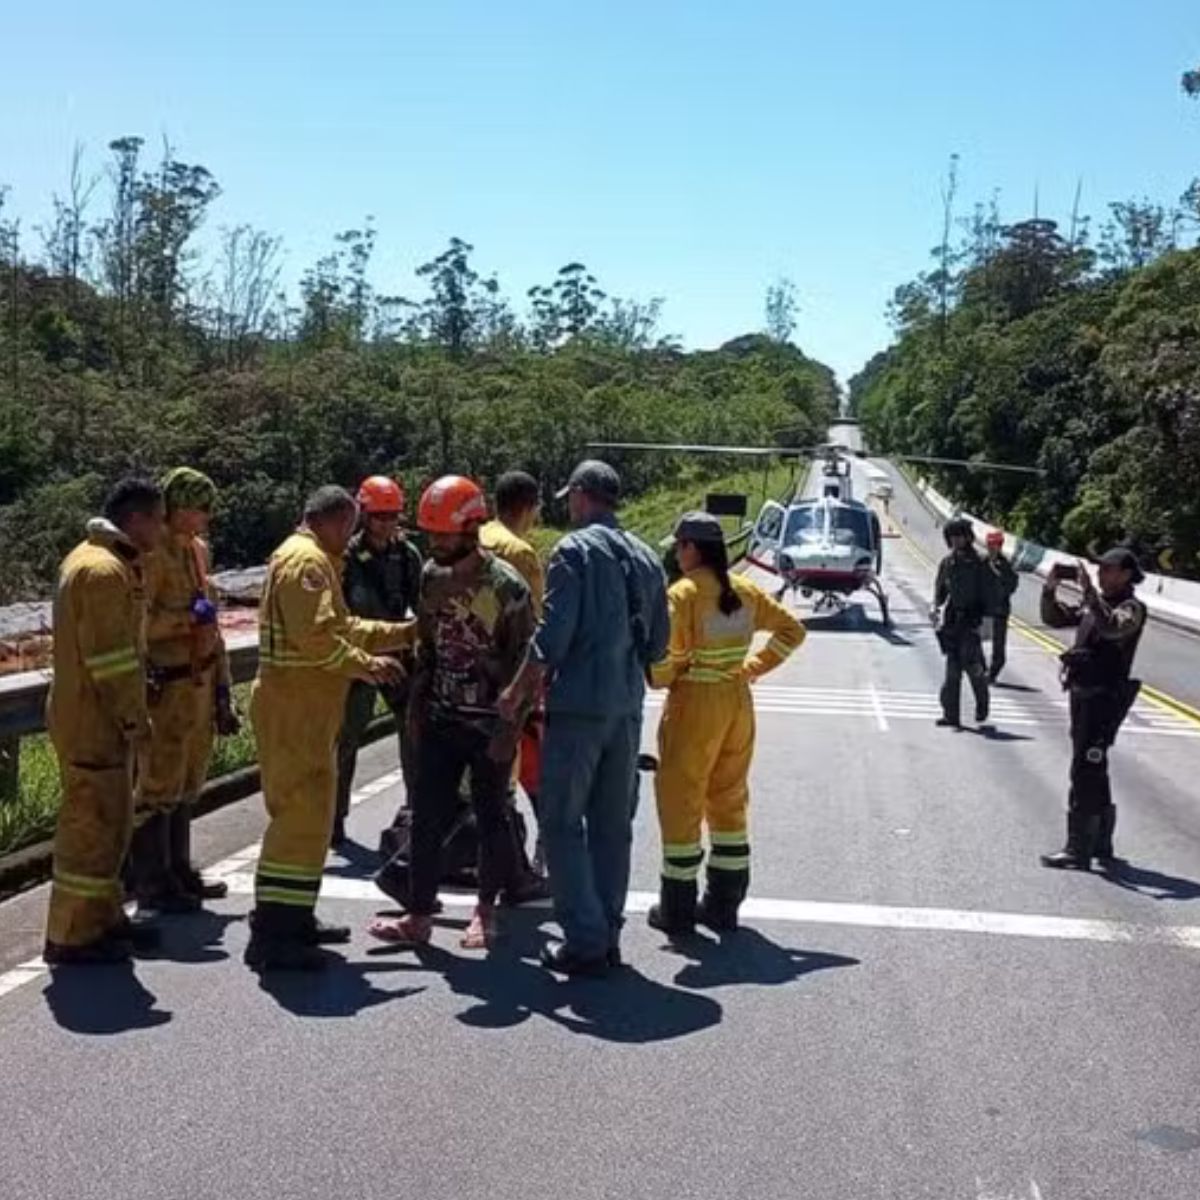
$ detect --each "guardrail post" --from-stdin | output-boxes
[0,735,18,807]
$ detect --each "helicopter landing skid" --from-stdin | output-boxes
[866,578,891,627]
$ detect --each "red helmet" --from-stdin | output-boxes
[418,475,488,534]
[986,530,1005,549]
[357,475,404,515]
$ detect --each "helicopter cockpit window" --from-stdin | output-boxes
[829,506,873,548]
[784,506,821,542]
[756,505,784,540]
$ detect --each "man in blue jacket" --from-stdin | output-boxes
[500,460,669,977]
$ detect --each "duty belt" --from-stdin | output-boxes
[149,653,218,687]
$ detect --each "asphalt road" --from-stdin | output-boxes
[2,436,1200,1200]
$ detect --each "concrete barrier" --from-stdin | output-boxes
[909,474,1200,634]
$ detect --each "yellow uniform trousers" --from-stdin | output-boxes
[46,754,135,947]
[137,670,215,819]
[656,678,754,893]
[250,675,349,916]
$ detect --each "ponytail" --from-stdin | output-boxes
[695,539,742,616]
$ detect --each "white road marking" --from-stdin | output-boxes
[643,685,1200,739]
[213,871,1200,952]
[0,766,409,1008]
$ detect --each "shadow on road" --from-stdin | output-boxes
[43,964,172,1035]
[802,605,915,647]
[1098,861,1200,902]
[666,927,860,991]
[973,725,1035,743]
[324,839,382,877]
[255,957,427,1017]
[151,911,240,964]
[991,681,1042,695]
[367,912,722,1042]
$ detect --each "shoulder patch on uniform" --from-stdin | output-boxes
[301,565,327,593]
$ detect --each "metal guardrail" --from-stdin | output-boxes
[0,632,260,742]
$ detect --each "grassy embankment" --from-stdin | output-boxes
[1,462,795,857]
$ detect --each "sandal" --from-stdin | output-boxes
[367,914,433,945]
[460,905,496,951]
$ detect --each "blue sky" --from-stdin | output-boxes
[3,1,1198,384]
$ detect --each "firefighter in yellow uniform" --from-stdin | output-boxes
[649,512,806,935]
[43,479,166,965]
[479,470,551,899]
[245,485,415,971]
[129,467,240,914]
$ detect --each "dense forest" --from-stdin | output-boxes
[851,69,1200,578]
[0,138,836,602]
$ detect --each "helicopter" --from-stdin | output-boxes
[587,436,1045,630]
[588,438,894,624]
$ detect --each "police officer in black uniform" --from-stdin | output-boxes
[1039,548,1146,871]
[332,476,423,847]
[933,517,991,729]
[983,531,1019,682]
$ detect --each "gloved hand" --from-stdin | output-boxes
[190,595,218,626]
[214,684,241,737]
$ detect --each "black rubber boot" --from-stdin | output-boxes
[245,905,329,971]
[130,814,199,913]
[647,878,697,936]
[1040,812,1099,871]
[169,805,228,901]
[1093,806,1121,869]
[697,870,747,932]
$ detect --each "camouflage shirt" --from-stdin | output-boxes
[414,551,535,733]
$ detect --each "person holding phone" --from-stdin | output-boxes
[1039,549,1147,871]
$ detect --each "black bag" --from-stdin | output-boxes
[374,805,479,908]
[373,802,536,909]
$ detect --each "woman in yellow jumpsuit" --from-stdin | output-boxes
[649,512,806,935]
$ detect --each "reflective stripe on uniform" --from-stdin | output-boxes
[681,667,740,684]
[766,633,799,657]
[708,828,749,872]
[52,868,119,899]
[254,886,320,908]
[85,646,140,681]
[661,840,704,881]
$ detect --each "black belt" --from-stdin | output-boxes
[149,654,218,686]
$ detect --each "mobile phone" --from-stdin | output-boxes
[1054,563,1079,581]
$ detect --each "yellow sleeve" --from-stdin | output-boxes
[343,613,417,654]
[275,562,374,677]
[742,585,806,681]
[650,583,694,689]
[77,564,148,736]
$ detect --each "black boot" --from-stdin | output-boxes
[647,878,698,936]
[129,814,199,914]
[245,905,328,971]
[169,805,228,901]
[1093,806,1121,869]
[697,870,747,932]
[1040,812,1099,871]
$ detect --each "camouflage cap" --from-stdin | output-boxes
[161,466,217,513]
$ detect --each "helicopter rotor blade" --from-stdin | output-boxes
[586,441,814,458]
[897,454,1045,478]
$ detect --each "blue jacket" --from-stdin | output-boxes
[532,513,669,719]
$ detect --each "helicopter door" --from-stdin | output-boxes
[747,500,786,572]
